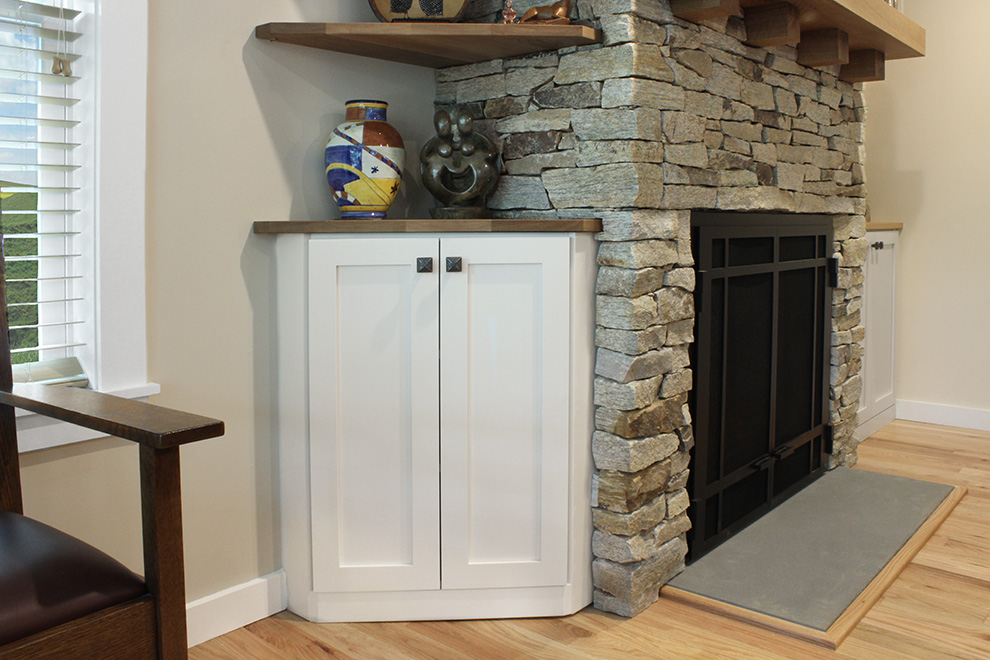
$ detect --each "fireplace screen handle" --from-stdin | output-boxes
[774,445,797,460]
[753,456,775,470]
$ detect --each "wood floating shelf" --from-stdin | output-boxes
[865,221,903,231]
[671,0,925,82]
[253,218,603,234]
[255,22,602,68]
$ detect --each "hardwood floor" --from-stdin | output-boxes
[190,420,990,659]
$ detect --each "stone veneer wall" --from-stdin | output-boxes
[436,0,868,617]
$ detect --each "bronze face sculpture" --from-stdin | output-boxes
[420,109,500,218]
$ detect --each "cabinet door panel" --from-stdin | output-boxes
[309,237,441,593]
[440,235,571,590]
[860,231,897,425]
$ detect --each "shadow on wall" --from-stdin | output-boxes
[240,232,280,576]
[240,32,436,222]
[238,6,437,574]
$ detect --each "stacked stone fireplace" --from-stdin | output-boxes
[436,0,868,617]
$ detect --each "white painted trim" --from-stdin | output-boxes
[16,382,162,453]
[857,405,896,441]
[18,0,155,452]
[185,570,287,648]
[307,583,584,623]
[895,399,990,432]
[89,0,152,395]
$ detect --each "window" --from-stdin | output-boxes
[0,0,86,383]
[6,0,157,452]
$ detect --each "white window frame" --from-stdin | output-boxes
[16,0,157,453]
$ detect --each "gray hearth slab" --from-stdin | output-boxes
[668,467,953,631]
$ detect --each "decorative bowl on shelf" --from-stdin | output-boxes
[368,0,471,22]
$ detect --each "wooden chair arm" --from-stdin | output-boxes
[0,384,223,450]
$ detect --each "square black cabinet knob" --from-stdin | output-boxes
[416,257,433,273]
[446,256,462,273]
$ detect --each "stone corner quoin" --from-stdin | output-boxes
[434,0,868,618]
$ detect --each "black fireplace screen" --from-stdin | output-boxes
[688,212,833,560]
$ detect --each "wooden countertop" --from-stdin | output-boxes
[253,218,603,234]
[866,222,903,231]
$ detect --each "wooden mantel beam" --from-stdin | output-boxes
[670,0,741,21]
[840,49,886,82]
[738,0,924,60]
[744,2,801,48]
[798,28,850,66]
[671,1,924,65]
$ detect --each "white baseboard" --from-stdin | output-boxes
[895,400,990,433]
[186,570,287,648]
[857,405,897,440]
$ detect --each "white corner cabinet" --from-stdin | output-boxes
[265,222,598,622]
[858,228,899,439]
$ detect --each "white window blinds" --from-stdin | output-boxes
[0,0,85,381]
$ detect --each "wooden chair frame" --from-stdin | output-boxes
[0,241,223,660]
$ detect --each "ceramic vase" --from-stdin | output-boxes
[325,100,405,219]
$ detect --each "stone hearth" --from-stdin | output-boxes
[435,0,867,617]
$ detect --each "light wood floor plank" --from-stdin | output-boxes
[629,601,844,660]
[188,627,301,660]
[839,621,976,660]
[191,420,990,659]
[281,616,471,660]
[396,618,604,660]
[859,567,990,658]
[241,616,365,660]
[517,610,688,660]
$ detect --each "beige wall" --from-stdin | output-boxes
[22,0,436,602]
[865,2,990,415]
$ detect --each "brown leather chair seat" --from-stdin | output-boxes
[0,511,147,646]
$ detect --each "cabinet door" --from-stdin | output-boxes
[860,230,898,426]
[308,236,441,593]
[439,235,571,590]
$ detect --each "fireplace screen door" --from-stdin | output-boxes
[688,212,833,559]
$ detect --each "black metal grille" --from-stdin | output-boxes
[688,211,833,560]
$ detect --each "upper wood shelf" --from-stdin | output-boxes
[253,218,603,234]
[866,222,903,231]
[255,22,602,68]
[739,0,924,60]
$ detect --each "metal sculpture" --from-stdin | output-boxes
[520,0,571,24]
[420,108,500,219]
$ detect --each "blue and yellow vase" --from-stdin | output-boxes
[325,100,405,219]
